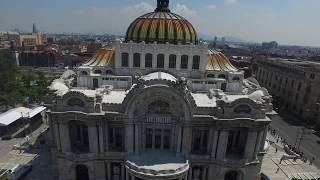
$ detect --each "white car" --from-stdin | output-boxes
[7,164,32,180]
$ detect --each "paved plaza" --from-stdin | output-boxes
[261,133,320,180]
[0,124,58,180]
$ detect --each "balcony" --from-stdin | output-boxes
[126,150,189,179]
[145,115,183,124]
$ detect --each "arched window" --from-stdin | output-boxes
[106,70,113,75]
[234,104,252,113]
[224,170,238,180]
[192,55,200,70]
[94,70,102,74]
[75,165,89,180]
[181,55,188,69]
[157,54,165,68]
[121,53,129,67]
[218,74,226,79]
[67,98,85,107]
[207,74,215,78]
[145,53,153,68]
[81,71,88,75]
[233,76,240,81]
[133,53,141,68]
[169,54,176,69]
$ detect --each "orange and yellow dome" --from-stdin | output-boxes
[125,1,198,45]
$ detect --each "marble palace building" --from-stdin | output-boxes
[46,0,273,180]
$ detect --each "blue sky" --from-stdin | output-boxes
[1,0,320,46]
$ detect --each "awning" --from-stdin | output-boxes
[0,106,46,126]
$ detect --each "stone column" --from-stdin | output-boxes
[105,124,109,152]
[202,167,207,180]
[99,123,104,153]
[125,124,134,154]
[152,53,157,68]
[259,128,268,152]
[88,125,99,153]
[54,122,61,151]
[210,129,219,158]
[216,131,228,160]
[184,172,188,180]
[253,130,263,159]
[188,167,192,180]
[125,168,129,180]
[176,54,181,70]
[141,53,146,69]
[244,131,258,161]
[121,164,125,180]
[134,124,139,153]
[182,126,192,155]
[107,162,111,180]
[188,55,193,71]
[129,52,133,68]
[164,54,170,70]
[60,123,71,153]
[176,126,182,154]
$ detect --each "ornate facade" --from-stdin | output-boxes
[47,1,272,180]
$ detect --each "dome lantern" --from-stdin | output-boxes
[155,0,170,12]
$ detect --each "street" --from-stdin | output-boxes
[269,113,320,168]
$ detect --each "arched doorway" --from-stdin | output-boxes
[224,170,238,180]
[75,164,89,180]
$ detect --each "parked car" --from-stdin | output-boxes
[7,164,32,180]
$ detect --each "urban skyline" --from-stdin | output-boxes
[1,0,320,47]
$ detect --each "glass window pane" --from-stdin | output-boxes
[169,55,176,69]
[145,53,153,68]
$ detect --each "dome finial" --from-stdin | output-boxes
[155,0,170,12]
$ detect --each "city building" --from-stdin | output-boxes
[261,41,278,50]
[254,57,320,128]
[46,1,273,180]
[18,32,47,47]
[18,49,56,67]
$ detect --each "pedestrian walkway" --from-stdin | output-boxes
[261,133,320,180]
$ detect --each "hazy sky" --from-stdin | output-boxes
[1,0,320,46]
